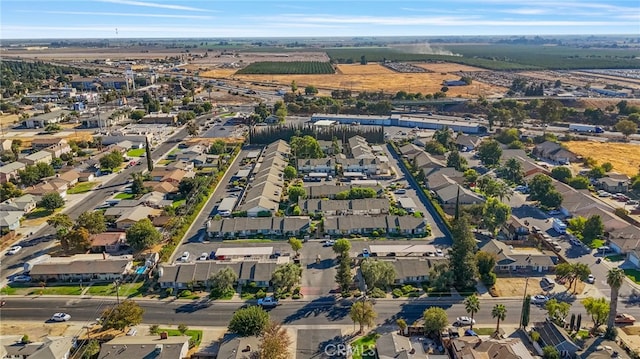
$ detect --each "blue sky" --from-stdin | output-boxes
[1,0,639,39]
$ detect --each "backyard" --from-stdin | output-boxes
[159,327,203,347]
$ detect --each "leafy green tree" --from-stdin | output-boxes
[287,185,306,202]
[529,174,553,201]
[288,237,302,256]
[567,176,590,189]
[304,85,318,96]
[209,140,226,155]
[259,321,291,359]
[39,192,65,210]
[551,166,572,183]
[583,215,604,243]
[290,135,323,159]
[567,217,586,239]
[545,299,571,324]
[283,165,297,180]
[360,259,396,290]
[539,99,563,126]
[66,228,91,252]
[423,307,449,336]
[433,127,453,149]
[99,150,124,171]
[229,306,270,336]
[464,294,480,329]
[125,218,162,251]
[130,109,146,120]
[476,139,502,166]
[209,267,238,296]
[446,150,468,171]
[476,251,497,278]
[429,262,453,294]
[1,182,22,201]
[499,158,524,184]
[449,215,478,290]
[75,211,106,234]
[397,318,408,334]
[492,304,507,332]
[145,137,153,172]
[482,197,511,235]
[424,141,446,155]
[588,166,605,179]
[543,346,560,359]
[606,268,625,331]
[81,339,101,359]
[271,263,302,293]
[335,256,353,293]
[186,121,198,137]
[495,128,520,144]
[101,300,144,330]
[463,169,479,186]
[601,162,613,172]
[615,119,638,139]
[350,300,377,334]
[333,239,351,256]
[582,297,609,332]
[130,172,148,195]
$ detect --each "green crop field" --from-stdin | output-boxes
[236,61,335,74]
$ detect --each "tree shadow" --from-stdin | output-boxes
[306,258,335,270]
[282,296,350,324]
[174,299,212,313]
[379,297,454,334]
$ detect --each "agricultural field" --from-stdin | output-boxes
[564,141,640,177]
[236,61,335,75]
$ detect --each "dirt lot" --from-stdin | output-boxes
[0,321,70,340]
[417,63,490,73]
[493,278,544,297]
[564,141,640,177]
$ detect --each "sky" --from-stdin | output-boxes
[1,0,639,39]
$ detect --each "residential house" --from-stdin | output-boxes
[501,215,530,240]
[90,232,126,254]
[78,172,95,182]
[411,151,445,173]
[159,261,276,289]
[146,181,178,195]
[115,206,162,230]
[425,171,463,191]
[558,188,598,217]
[317,139,342,155]
[297,158,336,174]
[140,191,173,209]
[533,320,580,358]
[140,112,177,125]
[31,137,67,150]
[449,337,534,359]
[21,111,67,129]
[42,142,72,158]
[70,76,98,89]
[306,184,383,199]
[25,179,68,198]
[501,149,550,177]
[348,135,376,159]
[100,134,152,147]
[150,168,187,183]
[627,249,640,269]
[29,254,133,282]
[0,211,22,232]
[455,135,482,152]
[387,258,444,284]
[608,225,640,254]
[82,109,128,128]
[324,215,427,237]
[533,141,578,164]
[596,174,630,193]
[299,198,390,216]
[207,217,310,239]
[215,335,260,359]
[166,160,195,172]
[480,239,557,273]
[0,139,11,152]
[97,335,189,359]
[376,332,429,359]
[0,161,26,183]
[435,184,484,213]
[239,261,278,287]
[0,335,74,359]
[99,77,130,90]
[398,143,424,158]
[56,170,80,187]
[19,151,52,166]
[0,194,38,214]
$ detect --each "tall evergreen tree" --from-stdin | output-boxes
[521,295,531,328]
[145,137,153,172]
[449,214,477,290]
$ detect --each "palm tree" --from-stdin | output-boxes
[492,304,507,333]
[606,268,625,330]
[464,294,480,329]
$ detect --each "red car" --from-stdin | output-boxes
[615,313,636,325]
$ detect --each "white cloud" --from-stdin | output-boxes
[46,10,213,19]
[499,8,548,15]
[99,0,213,12]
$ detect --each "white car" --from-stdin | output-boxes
[323,240,335,247]
[197,253,208,261]
[587,274,595,284]
[531,294,549,305]
[51,313,71,322]
[179,252,190,262]
[435,249,444,257]
[6,246,21,255]
[454,316,476,327]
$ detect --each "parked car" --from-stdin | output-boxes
[362,249,370,258]
[12,275,32,283]
[51,313,71,322]
[257,296,279,308]
[627,200,639,206]
[179,252,190,262]
[323,240,335,247]
[6,246,21,255]
[587,274,595,284]
[126,328,138,336]
[453,316,476,327]
[615,313,636,325]
[531,294,550,305]
[197,253,208,261]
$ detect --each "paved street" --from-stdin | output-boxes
[2,295,621,328]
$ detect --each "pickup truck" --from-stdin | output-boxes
[257,297,279,308]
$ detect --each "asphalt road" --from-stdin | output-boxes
[1,296,618,328]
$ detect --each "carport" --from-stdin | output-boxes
[369,244,438,257]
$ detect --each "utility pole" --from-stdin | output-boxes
[114,279,121,304]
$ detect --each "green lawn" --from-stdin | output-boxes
[472,327,497,335]
[172,199,186,208]
[127,148,146,157]
[624,269,640,284]
[158,328,202,346]
[86,282,145,297]
[67,181,98,194]
[24,285,83,296]
[158,159,173,165]
[605,254,626,262]
[0,286,19,295]
[351,333,378,359]
[114,193,136,200]
[25,207,54,220]
[589,239,606,249]
[210,290,234,300]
